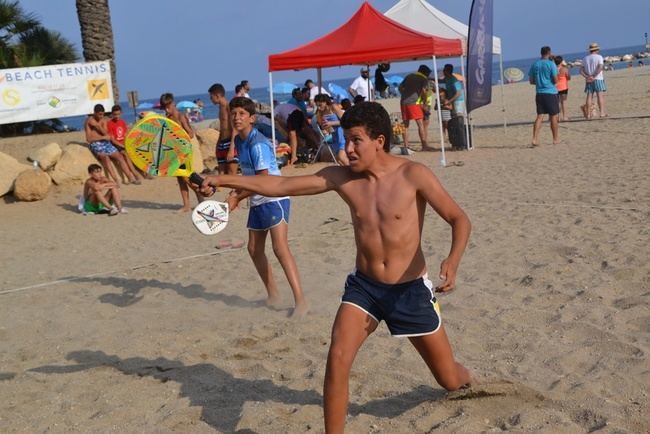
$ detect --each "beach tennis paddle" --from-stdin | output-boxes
[191,200,229,235]
[125,113,197,178]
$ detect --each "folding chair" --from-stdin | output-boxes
[311,120,339,165]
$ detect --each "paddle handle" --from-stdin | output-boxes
[189,172,204,187]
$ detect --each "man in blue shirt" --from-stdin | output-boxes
[529,46,560,146]
[227,97,309,317]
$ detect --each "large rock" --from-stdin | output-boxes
[48,144,99,185]
[189,137,204,174]
[0,152,31,196]
[13,169,51,201]
[28,142,63,170]
[195,128,219,167]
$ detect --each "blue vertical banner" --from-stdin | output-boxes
[466,0,493,113]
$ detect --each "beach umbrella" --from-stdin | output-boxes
[269,81,297,94]
[327,83,349,100]
[387,75,403,85]
[136,102,154,109]
[176,100,198,109]
[503,67,524,83]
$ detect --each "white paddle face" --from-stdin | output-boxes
[192,201,229,235]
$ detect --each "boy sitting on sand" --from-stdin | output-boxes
[83,164,127,216]
[222,97,309,318]
[199,102,472,433]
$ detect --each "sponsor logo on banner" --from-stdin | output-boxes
[2,89,21,106]
[88,79,109,99]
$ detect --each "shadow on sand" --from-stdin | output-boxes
[30,350,444,432]
[69,275,262,309]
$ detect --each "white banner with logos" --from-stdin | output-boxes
[0,61,113,125]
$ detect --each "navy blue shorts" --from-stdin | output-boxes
[341,271,441,337]
[247,199,290,231]
[535,93,559,116]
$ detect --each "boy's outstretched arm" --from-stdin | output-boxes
[200,167,340,198]
[408,163,471,293]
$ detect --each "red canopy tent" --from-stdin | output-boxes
[268,2,461,71]
[266,2,463,165]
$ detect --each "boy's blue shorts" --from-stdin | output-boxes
[341,270,441,337]
[247,199,290,231]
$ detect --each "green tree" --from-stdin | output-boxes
[75,0,118,103]
[0,0,77,68]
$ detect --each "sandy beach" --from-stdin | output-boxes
[1,66,648,433]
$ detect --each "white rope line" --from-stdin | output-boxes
[0,247,243,296]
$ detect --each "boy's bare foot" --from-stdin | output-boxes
[290,300,310,318]
[266,294,281,307]
[421,146,436,152]
[580,104,589,119]
[175,207,191,213]
[553,140,561,145]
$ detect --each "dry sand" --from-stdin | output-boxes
[1,67,648,433]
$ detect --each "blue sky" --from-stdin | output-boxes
[17,0,650,99]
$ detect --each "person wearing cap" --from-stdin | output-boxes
[398,64,434,151]
[348,67,374,102]
[580,42,607,119]
[528,46,560,146]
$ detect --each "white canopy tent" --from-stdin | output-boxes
[386,0,507,137]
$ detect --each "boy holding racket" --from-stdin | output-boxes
[223,96,309,318]
[200,101,472,433]
[160,92,205,212]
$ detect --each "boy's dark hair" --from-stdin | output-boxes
[111,104,121,112]
[553,55,563,65]
[443,64,453,73]
[353,95,365,105]
[541,46,551,56]
[88,163,102,173]
[340,102,391,152]
[93,104,105,113]
[229,96,256,115]
[417,64,432,76]
[340,98,351,110]
[314,93,331,104]
[159,92,174,106]
[304,79,314,87]
[240,80,248,87]
[208,83,225,96]
[235,84,243,94]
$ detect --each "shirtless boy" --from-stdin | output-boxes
[208,83,239,175]
[160,93,205,212]
[84,104,139,186]
[83,164,126,215]
[199,102,472,433]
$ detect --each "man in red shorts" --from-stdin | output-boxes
[399,65,434,151]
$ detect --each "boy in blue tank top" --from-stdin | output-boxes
[226,97,309,318]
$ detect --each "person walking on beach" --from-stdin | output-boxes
[529,46,560,146]
[553,56,571,121]
[580,42,607,119]
[221,97,309,318]
[160,92,205,212]
[208,83,239,175]
[199,102,472,433]
[399,64,434,152]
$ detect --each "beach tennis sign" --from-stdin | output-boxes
[0,61,113,125]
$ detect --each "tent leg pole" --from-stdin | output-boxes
[432,56,445,167]
[317,68,322,95]
[460,55,472,150]
[499,53,507,131]
[269,72,276,147]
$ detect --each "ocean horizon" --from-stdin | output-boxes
[28,44,650,133]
